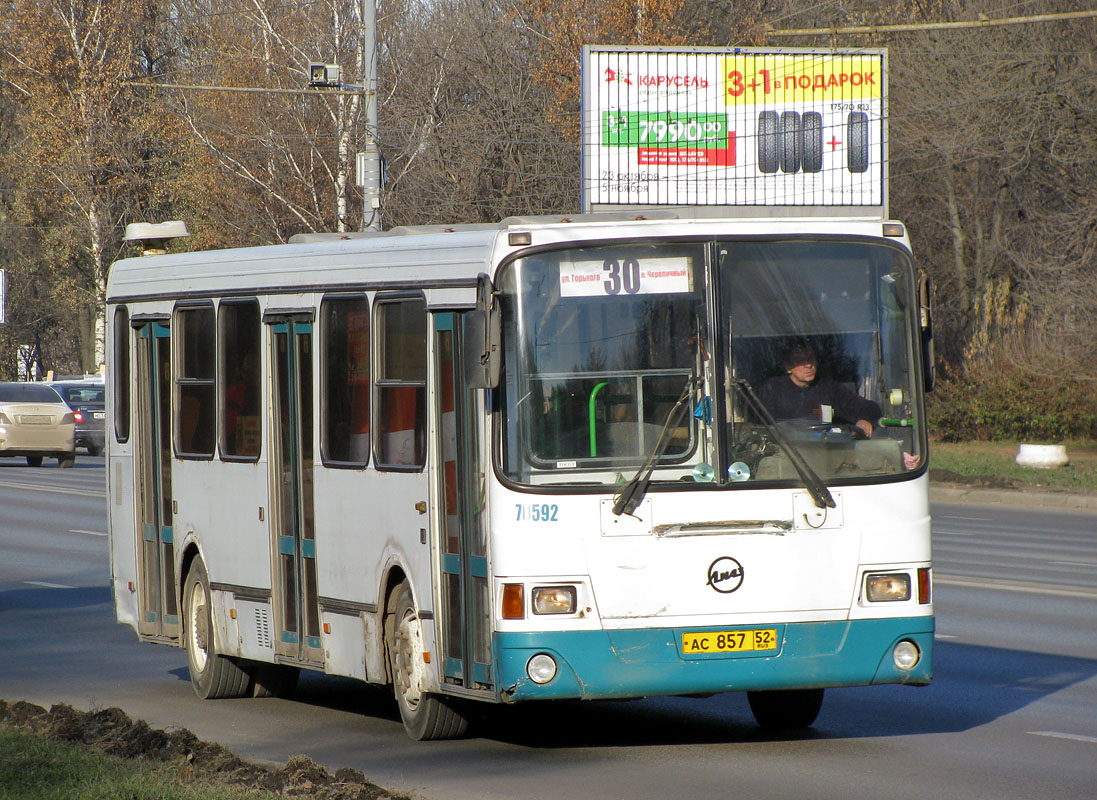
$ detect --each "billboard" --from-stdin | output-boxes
[581,47,887,214]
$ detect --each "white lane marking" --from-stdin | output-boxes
[1048,560,1097,567]
[24,580,74,589]
[934,633,958,640]
[0,480,103,498]
[934,574,1097,600]
[70,529,107,537]
[1029,731,1097,745]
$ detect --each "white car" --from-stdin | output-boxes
[0,382,76,467]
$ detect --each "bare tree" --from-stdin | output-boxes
[3,0,1096,386]
[0,0,181,372]
[161,0,367,242]
[377,0,580,225]
[764,0,1097,377]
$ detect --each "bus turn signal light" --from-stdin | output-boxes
[502,583,525,619]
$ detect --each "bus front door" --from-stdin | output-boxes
[269,317,323,666]
[433,312,494,696]
[134,320,179,642]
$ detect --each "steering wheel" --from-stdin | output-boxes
[801,422,865,442]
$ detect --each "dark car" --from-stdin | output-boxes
[49,380,106,456]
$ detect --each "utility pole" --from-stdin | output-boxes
[357,0,382,231]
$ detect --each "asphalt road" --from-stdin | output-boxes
[2,459,1095,800]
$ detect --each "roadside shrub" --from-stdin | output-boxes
[927,363,1097,441]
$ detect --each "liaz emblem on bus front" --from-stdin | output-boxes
[706,556,744,593]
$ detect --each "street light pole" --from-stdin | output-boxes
[358,0,381,231]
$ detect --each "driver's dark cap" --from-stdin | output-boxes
[784,344,817,369]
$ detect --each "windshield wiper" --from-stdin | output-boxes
[612,376,700,517]
[731,378,835,510]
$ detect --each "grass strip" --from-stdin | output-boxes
[930,441,1097,493]
[0,728,278,800]
[0,700,404,800]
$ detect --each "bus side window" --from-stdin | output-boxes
[219,299,261,460]
[321,295,370,466]
[374,295,426,469]
[113,306,130,443]
[175,303,216,458]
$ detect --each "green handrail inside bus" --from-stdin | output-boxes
[588,382,610,457]
[879,417,916,428]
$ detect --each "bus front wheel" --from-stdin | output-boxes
[388,582,469,740]
[183,558,250,700]
[747,688,825,730]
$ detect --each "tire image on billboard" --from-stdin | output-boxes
[801,112,823,173]
[757,111,780,174]
[847,112,869,173]
[780,112,801,174]
[758,111,825,175]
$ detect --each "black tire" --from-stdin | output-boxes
[183,558,250,699]
[757,111,779,174]
[747,688,825,730]
[847,112,869,173]
[780,112,801,174]
[249,662,299,698]
[801,112,823,173]
[26,456,43,467]
[58,453,76,468]
[388,582,468,740]
[86,444,101,457]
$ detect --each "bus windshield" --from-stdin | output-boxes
[499,238,924,489]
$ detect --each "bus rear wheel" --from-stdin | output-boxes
[183,558,250,699]
[388,582,468,740]
[747,688,825,730]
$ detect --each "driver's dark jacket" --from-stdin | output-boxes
[757,374,881,426]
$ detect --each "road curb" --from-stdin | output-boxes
[930,483,1097,511]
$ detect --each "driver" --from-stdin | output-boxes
[758,343,881,438]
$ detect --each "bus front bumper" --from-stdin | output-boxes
[494,616,933,702]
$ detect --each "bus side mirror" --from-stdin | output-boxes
[463,274,500,389]
[918,274,934,392]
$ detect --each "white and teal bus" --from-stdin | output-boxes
[106,211,933,739]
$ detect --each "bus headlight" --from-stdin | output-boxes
[893,640,921,671]
[865,573,911,602]
[526,653,558,684]
[532,586,577,615]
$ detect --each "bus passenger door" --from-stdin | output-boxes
[134,320,179,641]
[268,316,323,666]
[433,312,494,695]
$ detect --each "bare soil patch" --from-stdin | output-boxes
[0,699,410,799]
[927,467,1024,490]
